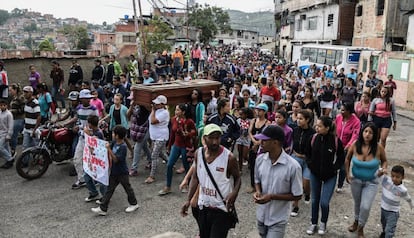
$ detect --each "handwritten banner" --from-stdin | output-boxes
[83,134,109,186]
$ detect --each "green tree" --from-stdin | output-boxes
[145,16,173,54]
[187,4,231,44]
[59,25,91,50]
[23,22,38,32]
[38,39,55,51]
[0,9,10,25]
[10,8,23,17]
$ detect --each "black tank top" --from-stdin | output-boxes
[252,118,267,135]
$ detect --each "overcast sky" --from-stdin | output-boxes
[1,0,274,24]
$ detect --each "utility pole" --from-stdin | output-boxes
[138,0,148,63]
[186,0,189,39]
[132,0,143,76]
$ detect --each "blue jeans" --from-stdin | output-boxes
[23,131,38,150]
[71,134,79,157]
[166,145,189,187]
[337,164,346,188]
[131,131,151,171]
[11,119,24,150]
[84,173,107,197]
[51,86,65,108]
[350,177,379,226]
[291,154,310,179]
[310,173,337,224]
[173,66,181,78]
[257,221,287,238]
[0,137,12,162]
[381,208,399,238]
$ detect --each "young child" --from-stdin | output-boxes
[83,115,107,202]
[0,98,14,169]
[236,107,253,172]
[380,165,413,238]
[91,125,139,216]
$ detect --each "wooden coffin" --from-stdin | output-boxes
[131,79,221,107]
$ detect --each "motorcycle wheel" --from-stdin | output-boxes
[15,148,50,180]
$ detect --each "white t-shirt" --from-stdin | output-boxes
[242,84,257,96]
[149,108,170,141]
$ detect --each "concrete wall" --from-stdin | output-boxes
[293,4,340,41]
[2,57,129,89]
[407,14,414,54]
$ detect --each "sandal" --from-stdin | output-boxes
[145,176,155,184]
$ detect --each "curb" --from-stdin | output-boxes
[397,112,414,121]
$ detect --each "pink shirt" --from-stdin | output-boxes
[90,98,104,117]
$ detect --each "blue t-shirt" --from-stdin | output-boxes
[38,92,52,118]
[110,141,128,176]
[143,77,154,85]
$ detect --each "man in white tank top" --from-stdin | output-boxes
[181,124,241,238]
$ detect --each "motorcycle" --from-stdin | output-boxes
[15,122,75,180]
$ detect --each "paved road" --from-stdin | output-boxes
[1,117,414,238]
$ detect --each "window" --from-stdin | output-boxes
[309,48,317,62]
[296,19,302,31]
[316,49,326,64]
[308,17,317,30]
[325,49,336,65]
[356,5,363,16]
[237,31,243,38]
[122,35,135,43]
[362,59,368,72]
[300,47,311,61]
[335,50,343,65]
[327,14,334,27]
[377,0,385,16]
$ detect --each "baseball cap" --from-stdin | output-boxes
[68,91,79,101]
[203,124,223,136]
[152,95,167,105]
[23,86,33,93]
[79,89,93,99]
[255,103,269,112]
[254,125,285,142]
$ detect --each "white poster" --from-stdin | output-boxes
[83,134,109,186]
[401,62,409,80]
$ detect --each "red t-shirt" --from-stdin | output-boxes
[260,86,281,102]
[169,117,196,148]
[384,81,397,97]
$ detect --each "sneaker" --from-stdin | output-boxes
[306,224,318,235]
[318,222,327,235]
[71,181,86,189]
[336,187,344,193]
[125,204,140,213]
[158,188,171,196]
[96,199,103,205]
[129,170,138,176]
[290,206,299,217]
[11,150,16,158]
[304,195,310,204]
[0,159,14,169]
[242,161,248,166]
[91,206,107,216]
[85,194,100,202]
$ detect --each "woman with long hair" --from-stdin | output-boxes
[246,103,270,193]
[355,91,371,128]
[241,89,255,109]
[335,102,361,193]
[158,104,196,195]
[302,86,320,120]
[369,87,396,148]
[9,84,25,157]
[306,116,345,235]
[281,88,295,113]
[290,109,315,217]
[230,96,244,119]
[236,107,254,173]
[287,100,304,130]
[345,122,387,238]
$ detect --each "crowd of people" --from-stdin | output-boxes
[0,44,412,238]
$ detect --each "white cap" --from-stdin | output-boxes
[23,86,34,92]
[152,95,167,105]
[79,89,93,99]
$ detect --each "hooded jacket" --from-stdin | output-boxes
[335,113,360,149]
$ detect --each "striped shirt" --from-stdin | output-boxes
[381,175,413,212]
[76,104,98,130]
[24,98,40,132]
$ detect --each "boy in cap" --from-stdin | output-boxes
[72,89,99,189]
[253,125,303,238]
[0,98,14,169]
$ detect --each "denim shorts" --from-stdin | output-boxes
[291,154,310,179]
[372,115,392,129]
